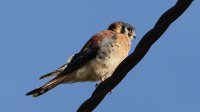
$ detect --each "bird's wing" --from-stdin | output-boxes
[57,30,116,77]
[26,30,116,97]
[39,55,74,79]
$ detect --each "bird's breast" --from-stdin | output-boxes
[97,34,131,66]
[94,34,131,79]
[65,34,131,82]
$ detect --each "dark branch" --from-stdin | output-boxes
[77,0,193,112]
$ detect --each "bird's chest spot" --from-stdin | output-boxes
[97,37,129,68]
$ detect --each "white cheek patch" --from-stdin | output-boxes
[129,36,134,40]
[125,28,129,35]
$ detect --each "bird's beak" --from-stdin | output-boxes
[133,32,136,39]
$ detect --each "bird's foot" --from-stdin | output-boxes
[108,89,113,95]
[95,82,101,88]
[95,82,113,95]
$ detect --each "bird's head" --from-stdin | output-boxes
[108,21,136,40]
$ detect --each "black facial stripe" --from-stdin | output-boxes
[120,25,126,34]
[128,33,132,37]
[108,24,116,30]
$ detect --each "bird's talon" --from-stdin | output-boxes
[108,90,113,95]
[95,82,101,88]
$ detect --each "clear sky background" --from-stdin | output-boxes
[0,0,199,112]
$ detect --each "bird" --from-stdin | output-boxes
[26,21,136,97]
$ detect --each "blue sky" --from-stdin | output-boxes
[0,0,199,112]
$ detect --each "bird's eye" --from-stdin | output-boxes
[128,28,132,32]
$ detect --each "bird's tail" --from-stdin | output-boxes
[26,76,67,97]
[39,63,68,80]
[39,54,75,80]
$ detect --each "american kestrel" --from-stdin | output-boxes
[26,22,136,97]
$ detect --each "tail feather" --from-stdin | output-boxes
[26,76,67,97]
[39,55,74,80]
[39,72,58,80]
[39,64,67,80]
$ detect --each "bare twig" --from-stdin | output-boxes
[77,0,193,112]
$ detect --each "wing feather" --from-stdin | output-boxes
[57,30,116,77]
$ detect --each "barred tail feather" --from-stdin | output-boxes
[26,76,67,97]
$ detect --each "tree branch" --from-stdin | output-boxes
[77,0,193,112]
